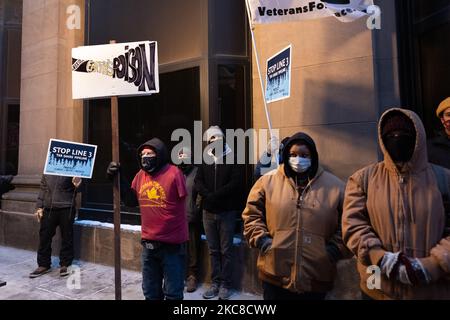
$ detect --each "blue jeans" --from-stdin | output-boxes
[203,210,236,289]
[141,241,186,300]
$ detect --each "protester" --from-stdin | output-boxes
[0,175,14,202]
[243,132,349,300]
[107,138,188,300]
[343,108,450,300]
[29,175,82,278]
[176,147,202,293]
[194,126,243,300]
[428,97,450,169]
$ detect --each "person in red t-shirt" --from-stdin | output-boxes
[107,138,188,300]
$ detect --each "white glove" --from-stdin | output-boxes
[397,264,413,285]
[266,136,279,156]
[34,208,44,222]
[72,177,82,188]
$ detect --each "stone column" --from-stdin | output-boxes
[1,0,85,249]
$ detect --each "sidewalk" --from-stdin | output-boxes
[0,246,261,300]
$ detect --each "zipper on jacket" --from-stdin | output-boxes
[396,170,411,250]
[398,174,405,250]
[293,189,302,291]
[293,180,312,290]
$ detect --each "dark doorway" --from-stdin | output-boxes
[397,0,450,137]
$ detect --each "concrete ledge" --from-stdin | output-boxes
[1,174,42,214]
[73,220,261,294]
[0,211,359,297]
[0,212,262,294]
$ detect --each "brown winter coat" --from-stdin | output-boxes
[342,108,450,300]
[242,165,347,293]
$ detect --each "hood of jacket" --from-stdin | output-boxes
[282,132,319,180]
[136,138,169,174]
[379,108,428,174]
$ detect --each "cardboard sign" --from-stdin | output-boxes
[72,41,159,99]
[265,45,292,103]
[44,139,97,179]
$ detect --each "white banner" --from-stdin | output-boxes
[247,0,374,24]
[72,41,159,99]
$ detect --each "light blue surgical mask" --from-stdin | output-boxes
[289,156,311,173]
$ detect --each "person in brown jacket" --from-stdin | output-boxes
[342,108,450,300]
[242,132,349,300]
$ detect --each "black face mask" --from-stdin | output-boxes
[383,134,415,163]
[141,156,157,173]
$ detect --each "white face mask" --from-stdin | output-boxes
[289,156,311,173]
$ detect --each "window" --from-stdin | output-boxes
[0,24,22,175]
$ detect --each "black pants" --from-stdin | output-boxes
[262,281,327,300]
[203,210,236,289]
[187,221,201,278]
[37,207,75,268]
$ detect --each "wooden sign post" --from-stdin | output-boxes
[72,39,159,301]
[110,40,122,301]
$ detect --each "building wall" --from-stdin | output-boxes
[18,0,85,176]
[251,0,400,180]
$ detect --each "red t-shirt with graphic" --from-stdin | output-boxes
[131,164,188,244]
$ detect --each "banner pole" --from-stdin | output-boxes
[110,39,122,301]
[244,0,274,139]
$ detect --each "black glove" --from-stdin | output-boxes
[397,254,432,286]
[326,243,342,264]
[205,192,217,204]
[258,236,273,255]
[107,162,120,179]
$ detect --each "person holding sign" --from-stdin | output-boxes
[29,175,82,278]
[107,138,188,300]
